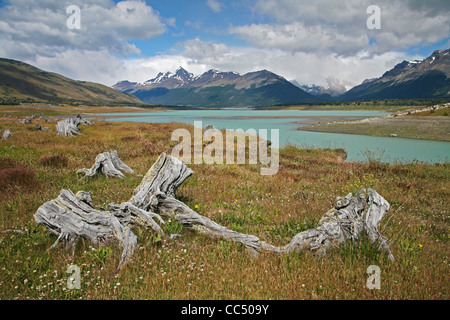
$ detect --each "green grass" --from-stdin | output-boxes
[0,112,448,300]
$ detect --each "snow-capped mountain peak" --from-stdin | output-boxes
[142,67,195,88]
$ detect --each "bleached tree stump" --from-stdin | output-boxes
[2,129,11,139]
[77,150,134,178]
[34,189,169,269]
[35,152,395,270]
[56,115,92,137]
[34,189,138,268]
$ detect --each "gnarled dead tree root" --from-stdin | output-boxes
[77,150,134,178]
[35,152,395,270]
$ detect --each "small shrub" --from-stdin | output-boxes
[0,158,36,190]
[39,154,69,168]
[338,233,383,262]
[121,136,141,142]
[0,158,21,169]
[163,219,184,235]
[87,246,113,265]
[345,173,379,195]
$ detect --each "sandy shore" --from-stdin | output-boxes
[298,104,450,142]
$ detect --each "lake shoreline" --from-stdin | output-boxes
[2,103,449,163]
[297,105,450,142]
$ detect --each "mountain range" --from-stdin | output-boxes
[0,48,448,108]
[340,49,450,100]
[114,48,450,106]
[0,58,142,106]
[113,67,321,107]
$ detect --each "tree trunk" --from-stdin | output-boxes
[77,150,134,178]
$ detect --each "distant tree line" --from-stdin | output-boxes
[0,97,37,105]
[0,96,156,108]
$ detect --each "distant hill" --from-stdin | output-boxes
[0,58,143,106]
[113,67,321,108]
[340,48,450,100]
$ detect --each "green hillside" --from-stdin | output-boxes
[0,58,143,106]
[340,49,450,101]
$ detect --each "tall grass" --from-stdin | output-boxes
[0,114,448,300]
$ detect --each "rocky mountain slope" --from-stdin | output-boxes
[340,49,450,100]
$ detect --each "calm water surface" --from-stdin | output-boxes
[98,110,449,163]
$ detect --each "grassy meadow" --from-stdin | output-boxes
[0,108,448,300]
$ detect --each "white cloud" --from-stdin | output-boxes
[5,35,423,90]
[241,0,450,55]
[206,0,226,13]
[229,22,369,55]
[33,49,127,86]
[185,20,203,29]
[0,0,167,59]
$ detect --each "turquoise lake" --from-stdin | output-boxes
[98,110,450,164]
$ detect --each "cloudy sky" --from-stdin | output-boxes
[0,0,449,89]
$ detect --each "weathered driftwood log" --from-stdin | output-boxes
[77,150,134,178]
[124,153,394,260]
[56,115,92,137]
[145,154,394,260]
[2,129,11,139]
[34,189,138,268]
[34,188,170,269]
[153,178,394,260]
[36,152,395,270]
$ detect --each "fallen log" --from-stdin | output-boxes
[35,152,395,270]
[77,150,134,178]
[147,158,394,260]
